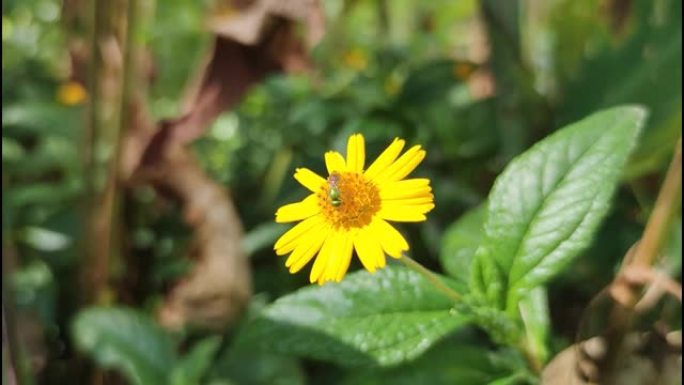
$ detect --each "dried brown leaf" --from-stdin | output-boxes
[120,0,323,330]
[137,145,251,330]
[209,0,316,45]
[542,332,682,385]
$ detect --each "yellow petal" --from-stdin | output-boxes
[275,194,320,223]
[377,202,434,222]
[380,179,432,200]
[294,168,326,192]
[286,225,328,273]
[365,138,405,180]
[346,133,365,172]
[370,218,409,258]
[274,215,324,255]
[319,231,347,283]
[310,232,335,284]
[332,233,354,282]
[353,227,385,273]
[325,151,346,174]
[383,196,434,206]
[377,145,425,183]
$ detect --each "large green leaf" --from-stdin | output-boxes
[340,336,516,385]
[471,106,646,313]
[440,204,486,286]
[238,265,468,367]
[72,307,176,385]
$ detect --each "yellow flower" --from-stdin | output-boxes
[342,49,368,71]
[56,81,87,106]
[274,134,434,285]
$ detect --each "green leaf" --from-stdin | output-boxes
[471,106,646,313]
[208,295,306,385]
[2,136,25,162]
[238,265,468,367]
[18,226,72,252]
[212,348,306,385]
[2,103,81,139]
[440,204,486,286]
[5,182,81,208]
[170,337,221,385]
[72,307,176,385]
[341,337,514,385]
[486,372,533,385]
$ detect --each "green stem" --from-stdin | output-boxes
[399,255,462,302]
[518,339,543,376]
[632,137,682,268]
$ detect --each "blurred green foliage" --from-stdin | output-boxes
[2,0,681,384]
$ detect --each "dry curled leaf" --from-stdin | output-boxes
[150,0,320,149]
[141,144,251,330]
[208,0,319,46]
[542,331,682,385]
[163,36,282,145]
[123,0,321,331]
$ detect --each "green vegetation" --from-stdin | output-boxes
[3,0,681,384]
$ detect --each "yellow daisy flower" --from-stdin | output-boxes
[274,133,435,285]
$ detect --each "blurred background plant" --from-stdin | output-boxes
[2,0,681,384]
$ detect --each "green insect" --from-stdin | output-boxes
[328,172,342,207]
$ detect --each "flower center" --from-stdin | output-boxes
[318,172,381,230]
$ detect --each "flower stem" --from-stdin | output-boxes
[399,255,462,302]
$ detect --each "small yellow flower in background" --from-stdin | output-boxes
[342,48,368,71]
[56,81,87,106]
[453,62,474,81]
[274,134,434,285]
